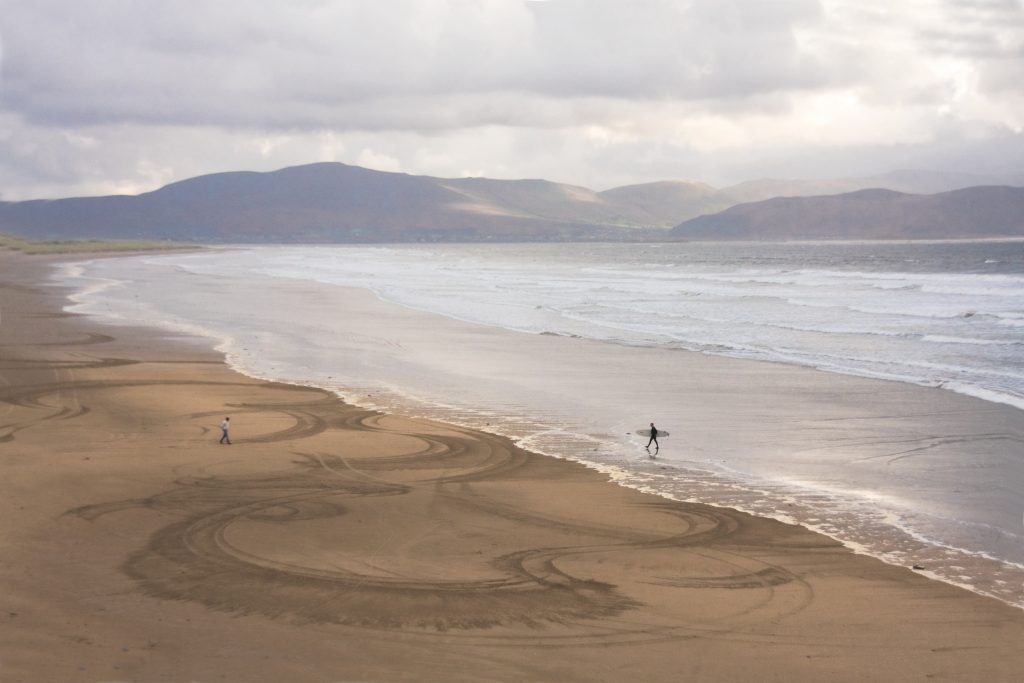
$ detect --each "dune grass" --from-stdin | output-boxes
[0,233,195,254]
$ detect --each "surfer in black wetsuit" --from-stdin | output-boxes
[646,422,659,452]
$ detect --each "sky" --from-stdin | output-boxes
[0,0,1022,200]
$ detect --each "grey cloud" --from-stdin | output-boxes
[916,0,1024,59]
[0,0,839,131]
[915,0,1024,99]
[523,0,832,98]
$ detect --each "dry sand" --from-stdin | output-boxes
[2,250,1023,682]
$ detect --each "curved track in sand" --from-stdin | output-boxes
[60,392,811,641]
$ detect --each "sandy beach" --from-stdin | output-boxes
[3,249,1024,683]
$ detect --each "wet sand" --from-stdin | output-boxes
[2,250,1023,682]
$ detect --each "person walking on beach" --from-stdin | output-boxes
[646,422,659,452]
[219,416,232,444]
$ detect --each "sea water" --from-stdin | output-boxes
[57,241,1024,608]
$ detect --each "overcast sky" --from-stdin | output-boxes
[1,0,1022,199]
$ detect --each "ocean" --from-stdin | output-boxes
[58,241,1024,608]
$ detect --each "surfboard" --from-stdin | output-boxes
[636,429,669,437]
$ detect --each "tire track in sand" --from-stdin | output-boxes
[68,402,811,641]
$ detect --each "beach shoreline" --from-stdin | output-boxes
[4,249,1024,682]
[61,245,1024,610]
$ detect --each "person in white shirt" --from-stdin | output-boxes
[219,416,231,444]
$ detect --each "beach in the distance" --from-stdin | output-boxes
[3,248,1024,682]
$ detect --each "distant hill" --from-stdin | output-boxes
[670,186,1024,241]
[2,162,1022,243]
[718,170,1023,206]
[0,163,661,243]
[597,180,732,226]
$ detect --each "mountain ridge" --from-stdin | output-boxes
[670,185,1024,241]
[1,162,1021,243]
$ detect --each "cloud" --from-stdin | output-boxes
[2,0,835,128]
[0,0,1021,199]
